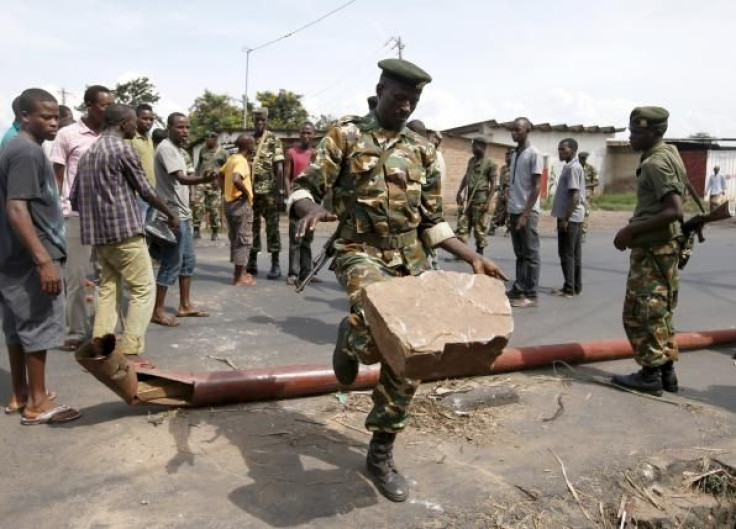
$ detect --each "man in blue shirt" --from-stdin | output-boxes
[0,96,21,147]
[707,165,727,212]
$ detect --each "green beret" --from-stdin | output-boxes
[578,151,589,158]
[205,131,218,139]
[253,107,268,117]
[378,58,432,90]
[629,106,669,130]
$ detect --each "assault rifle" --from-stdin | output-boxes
[294,222,341,293]
[678,200,734,270]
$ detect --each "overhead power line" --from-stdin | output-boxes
[250,0,360,53]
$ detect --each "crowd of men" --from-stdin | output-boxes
[0,56,707,503]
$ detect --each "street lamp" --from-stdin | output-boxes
[242,47,252,130]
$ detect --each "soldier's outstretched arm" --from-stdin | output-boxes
[293,199,338,239]
[440,237,508,281]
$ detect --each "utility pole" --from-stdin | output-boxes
[59,88,72,105]
[242,47,253,130]
[389,36,405,59]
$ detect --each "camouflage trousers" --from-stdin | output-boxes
[582,205,591,235]
[333,242,422,433]
[251,193,281,254]
[191,183,221,230]
[456,203,490,249]
[623,241,680,367]
[492,196,509,228]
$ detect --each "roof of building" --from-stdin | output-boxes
[607,138,736,151]
[442,119,625,135]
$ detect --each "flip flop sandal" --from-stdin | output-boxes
[4,391,57,415]
[176,310,210,318]
[20,405,81,426]
[151,315,180,327]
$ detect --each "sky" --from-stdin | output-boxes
[1,0,734,139]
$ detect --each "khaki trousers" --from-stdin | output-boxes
[93,235,155,355]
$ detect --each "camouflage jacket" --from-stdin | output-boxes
[289,113,453,255]
[252,130,284,194]
[583,163,599,189]
[197,146,228,175]
[497,165,510,193]
[463,156,497,204]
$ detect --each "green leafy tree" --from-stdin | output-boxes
[75,76,160,113]
[313,113,338,130]
[114,77,160,107]
[255,90,309,130]
[188,90,243,141]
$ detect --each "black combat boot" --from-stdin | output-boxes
[193,227,201,239]
[211,228,219,241]
[246,251,258,276]
[660,361,679,393]
[333,317,358,385]
[266,252,282,280]
[611,366,663,396]
[476,245,484,256]
[366,432,409,502]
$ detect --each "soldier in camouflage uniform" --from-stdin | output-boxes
[290,58,507,502]
[247,108,285,279]
[192,132,228,240]
[455,138,497,254]
[578,152,599,239]
[491,149,513,235]
[612,107,686,396]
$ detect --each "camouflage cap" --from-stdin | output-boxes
[578,151,589,158]
[629,106,669,130]
[253,107,268,117]
[378,58,432,90]
[205,131,218,139]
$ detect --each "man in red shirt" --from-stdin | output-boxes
[284,122,316,285]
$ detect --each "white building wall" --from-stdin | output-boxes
[481,129,615,195]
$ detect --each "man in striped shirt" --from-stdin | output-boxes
[71,104,178,361]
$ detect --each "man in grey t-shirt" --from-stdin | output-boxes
[0,88,80,425]
[507,117,543,308]
[551,138,585,297]
[151,113,216,327]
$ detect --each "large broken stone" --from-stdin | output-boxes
[361,271,513,380]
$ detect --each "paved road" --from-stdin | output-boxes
[1,224,735,528]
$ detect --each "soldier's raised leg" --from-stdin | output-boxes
[334,252,417,502]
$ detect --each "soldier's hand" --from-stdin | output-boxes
[297,207,338,239]
[559,219,568,233]
[613,226,633,251]
[472,256,509,281]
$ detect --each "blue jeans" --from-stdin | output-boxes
[156,219,196,287]
[509,212,540,298]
